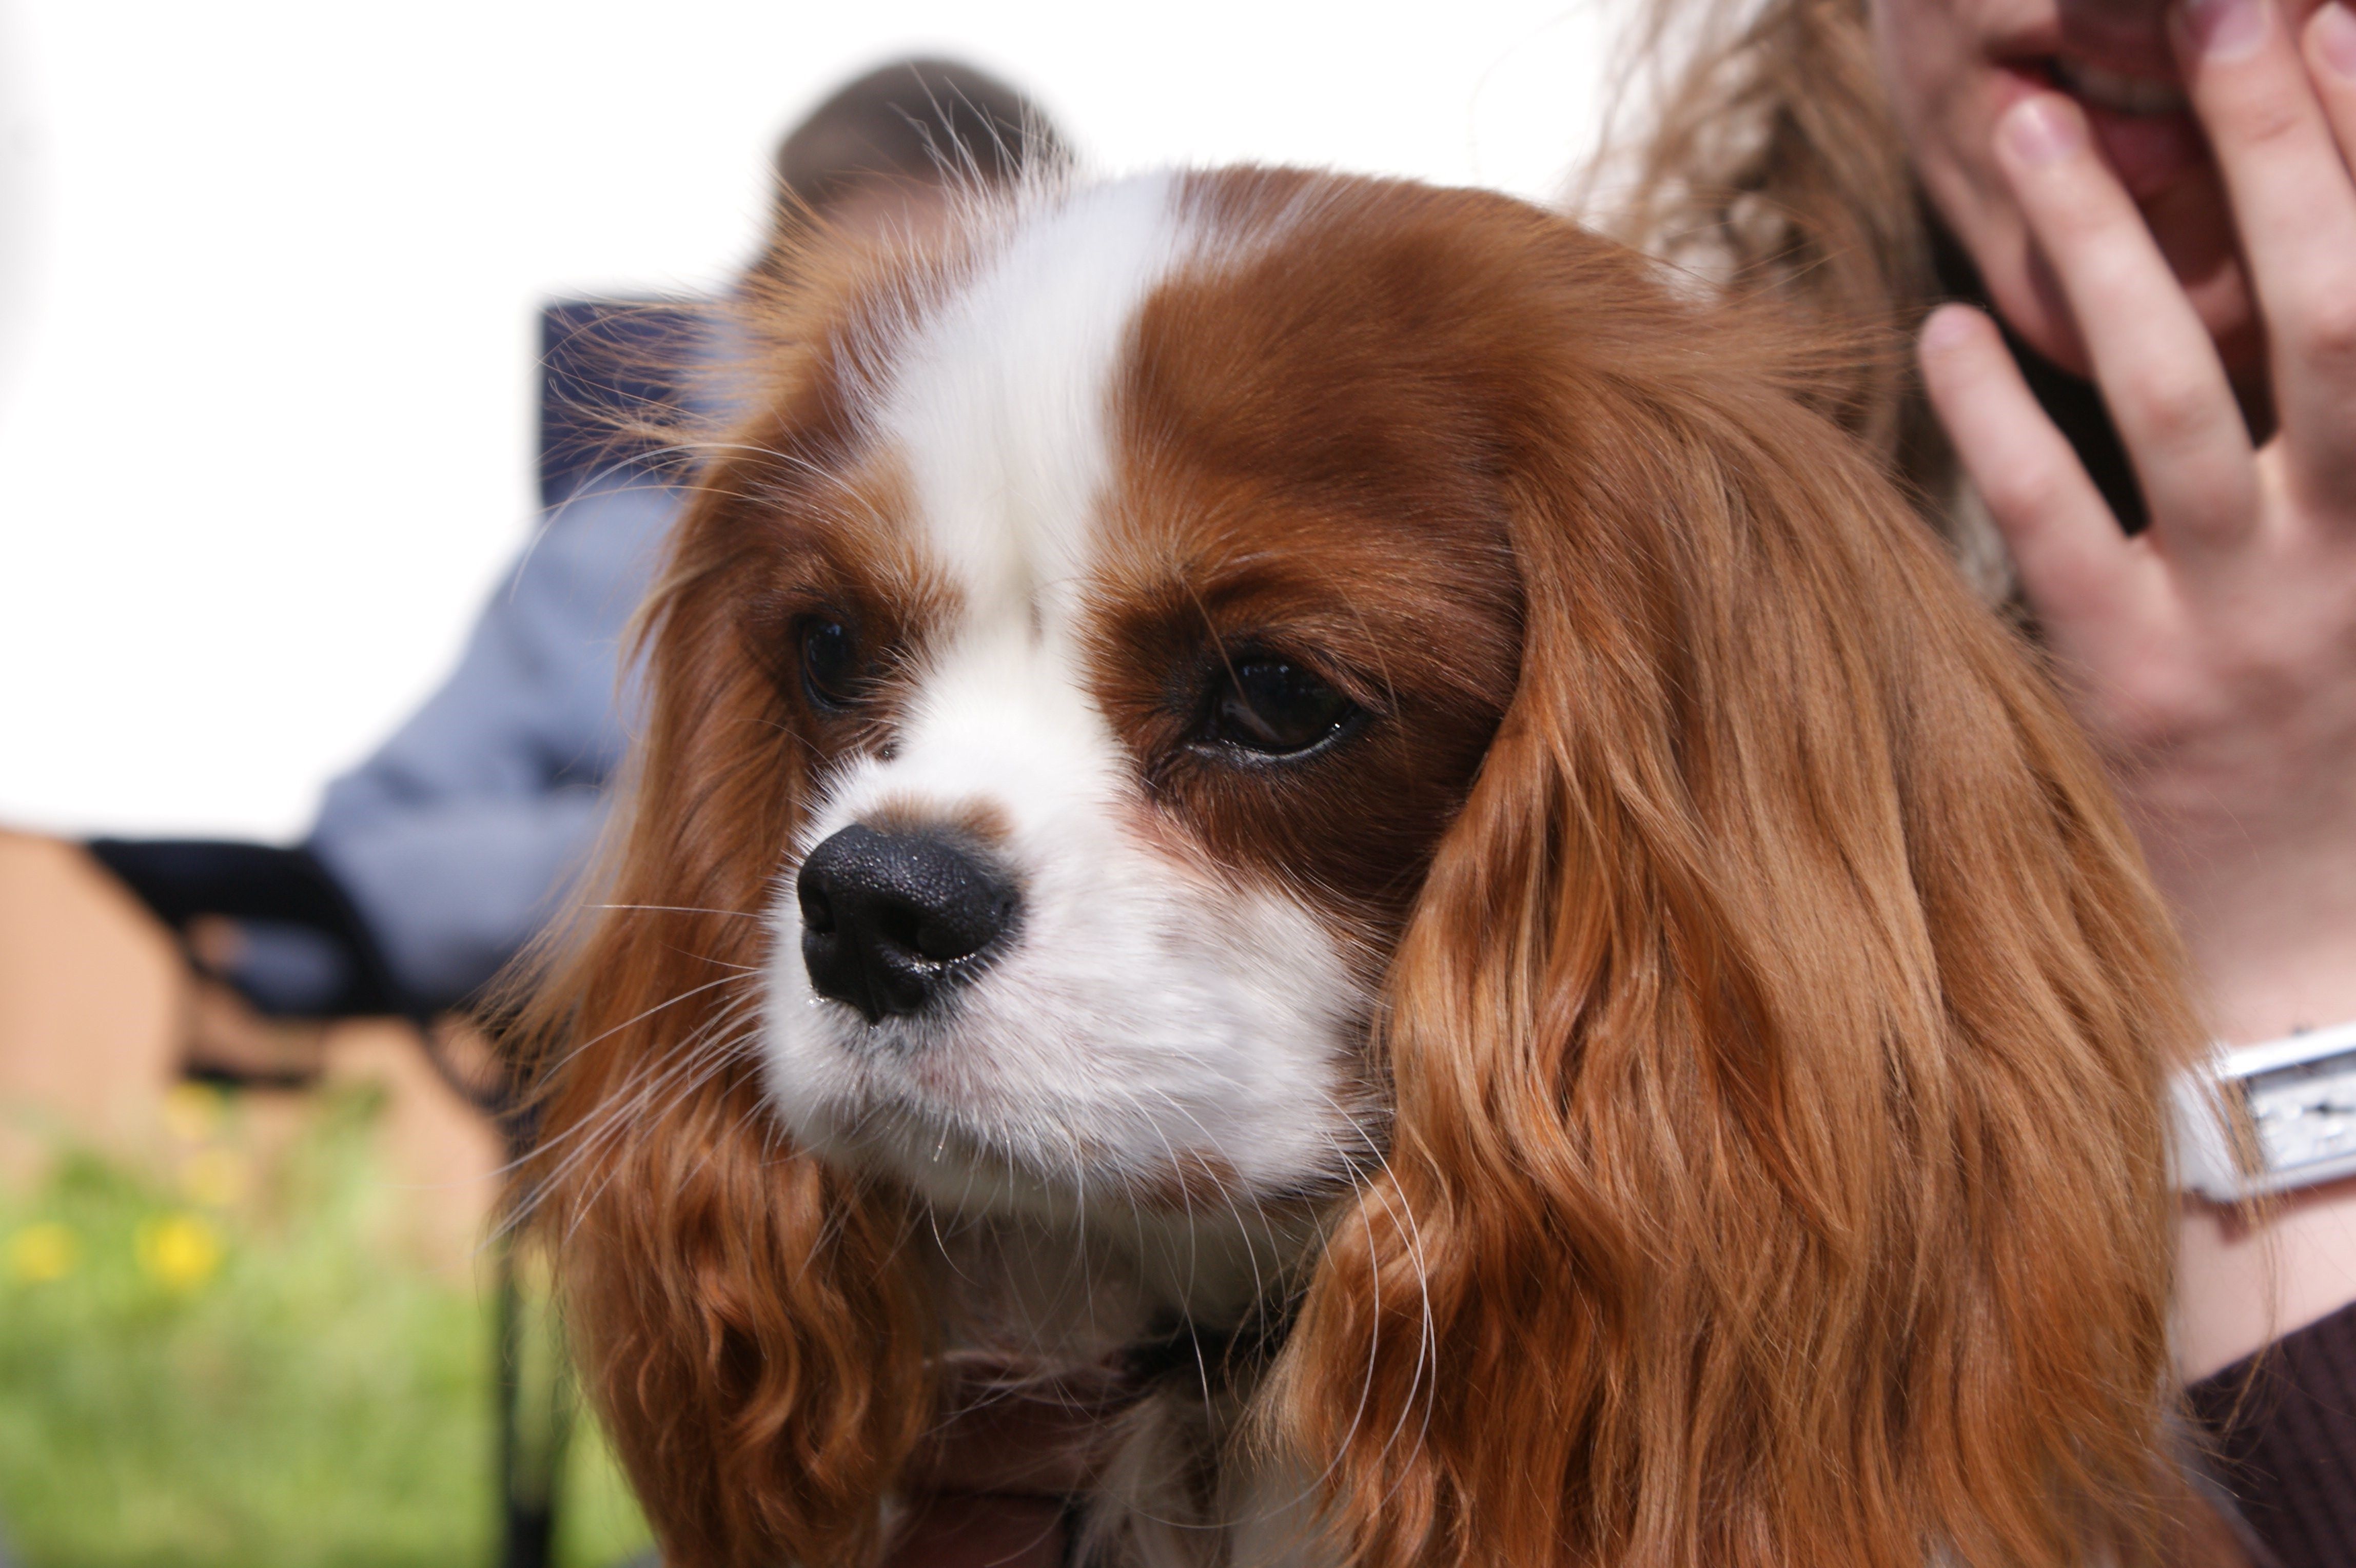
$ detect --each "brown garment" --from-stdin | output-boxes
[2189,1300,2356,1568]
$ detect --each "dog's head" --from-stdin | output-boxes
[530,170,2201,1568]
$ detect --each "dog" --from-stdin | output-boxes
[525,168,2207,1568]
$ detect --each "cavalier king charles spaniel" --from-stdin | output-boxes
[526,169,2211,1568]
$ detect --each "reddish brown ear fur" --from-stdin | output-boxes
[513,222,983,1568]
[1276,213,2201,1568]
[522,423,933,1568]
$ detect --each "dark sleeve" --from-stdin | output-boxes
[85,838,408,1017]
[2187,1299,2356,1568]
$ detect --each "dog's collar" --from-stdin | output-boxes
[1117,1299,1295,1394]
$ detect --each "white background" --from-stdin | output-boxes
[0,0,1616,840]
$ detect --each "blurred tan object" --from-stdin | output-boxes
[0,828,184,1177]
[0,829,503,1271]
[223,1019,507,1276]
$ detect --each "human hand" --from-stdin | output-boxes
[1915,0,2356,1374]
[1917,0,2356,1050]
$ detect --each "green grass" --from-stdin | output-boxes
[0,1084,651,1568]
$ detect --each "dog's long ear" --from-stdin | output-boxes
[521,454,929,1568]
[1280,255,2202,1568]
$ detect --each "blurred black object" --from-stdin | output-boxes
[86,838,411,1019]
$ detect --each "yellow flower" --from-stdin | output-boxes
[181,1146,251,1207]
[162,1082,227,1143]
[7,1222,79,1282]
[135,1213,224,1290]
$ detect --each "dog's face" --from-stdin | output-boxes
[753,172,1518,1225]
[538,169,2200,1568]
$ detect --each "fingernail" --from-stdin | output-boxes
[1920,305,1980,353]
[2179,0,2266,61]
[2316,1,2356,76]
[2000,96,2085,165]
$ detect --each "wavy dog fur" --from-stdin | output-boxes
[523,170,2205,1568]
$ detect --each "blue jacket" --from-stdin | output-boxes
[305,472,670,1010]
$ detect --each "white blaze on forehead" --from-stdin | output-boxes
[877,172,1186,623]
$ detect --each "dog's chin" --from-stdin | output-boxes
[754,1003,1045,1213]
[759,988,1376,1241]
[776,1074,1105,1222]
[755,997,1164,1225]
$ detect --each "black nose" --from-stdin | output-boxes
[796,825,1021,1024]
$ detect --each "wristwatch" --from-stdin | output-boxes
[2174,1017,2356,1202]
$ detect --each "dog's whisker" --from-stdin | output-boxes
[590,902,767,919]
[506,1003,765,1217]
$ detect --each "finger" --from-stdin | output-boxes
[2311,2,2356,163]
[2301,0,2356,508]
[1918,304,2147,628]
[2172,0,2356,486]
[1995,93,2261,551]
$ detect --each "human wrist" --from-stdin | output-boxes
[2155,824,2356,1375]
[2129,798,2356,1043]
[2177,1177,2356,1379]
[2170,917,2356,1377]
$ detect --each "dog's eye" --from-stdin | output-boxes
[798,617,863,711]
[1204,656,1359,757]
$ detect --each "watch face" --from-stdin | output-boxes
[2181,1021,2356,1201]
[2240,1046,2356,1190]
